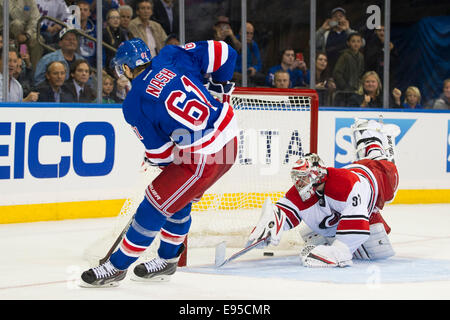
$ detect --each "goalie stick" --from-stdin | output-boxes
[215,236,270,268]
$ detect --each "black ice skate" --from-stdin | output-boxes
[132,244,185,282]
[80,260,127,288]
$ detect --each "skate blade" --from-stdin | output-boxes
[130,274,171,282]
[78,279,121,288]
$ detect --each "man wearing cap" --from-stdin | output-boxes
[33,28,84,86]
[316,7,359,73]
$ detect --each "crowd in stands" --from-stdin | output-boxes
[0,0,448,110]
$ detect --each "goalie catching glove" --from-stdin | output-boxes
[247,197,286,248]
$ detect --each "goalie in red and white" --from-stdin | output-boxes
[248,117,399,267]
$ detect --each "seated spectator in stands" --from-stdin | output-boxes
[36,0,70,46]
[0,49,39,102]
[266,48,308,88]
[211,16,241,51]
[333,32,364,92]
[61,59,96,103]
[0,0,43,70]
[152,0,178,36]
[103,8,129,76]
[101,72,123,104]
[14,56,34,98]
[400,86,423,109]
[315,52,336,106]
[128,0,167,58]
[273,70,290,89]
[34,28,84,85]
[76,0,97,67]
[119,5,134,40]
[233,22,265,86]
[114,75,132,102]
[427,79,450,110]
[348,71,383,108]
[165,34,180,46]
[315,7,359,74]
[35,61,69,102]
[364,25,398,84]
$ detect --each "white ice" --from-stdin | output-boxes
[1,203,450,300]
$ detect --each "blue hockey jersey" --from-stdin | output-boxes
[122,40,238,165]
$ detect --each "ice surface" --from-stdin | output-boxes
[1,204,450,300]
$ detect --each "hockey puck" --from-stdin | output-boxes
[263,252,274,256]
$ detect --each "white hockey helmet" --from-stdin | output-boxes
[291,153,328,201]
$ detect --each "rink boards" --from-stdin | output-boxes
[0,103,449,223]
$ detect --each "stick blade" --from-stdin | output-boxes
[215,241,227,267]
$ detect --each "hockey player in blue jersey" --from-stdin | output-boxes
[80,38,238,287]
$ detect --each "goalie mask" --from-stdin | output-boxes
[291,153,328,201]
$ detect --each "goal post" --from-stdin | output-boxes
[83,87,318,268]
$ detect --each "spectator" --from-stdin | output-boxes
[348,71,383,108]
[89,0,119,22]
[314,52,336,106]
[152,0,178,36]
[428,79,450,110]
[61,59,96,103]
[76,0,97,67]
[36,0,70,46]
[14,56,34,98]
[333,32,364,92]
[128,0,167,58]
[0,0,43,70]
[315,7,359,74]
[35,61,69,102]
[211,16,241,51]
[273,70,290,89]
[164,33,180,46]
[399,86,423,109]
[266,48,308,88]
[34,28,84,85]
[119,5,134,40]
[0,49,39,102]
[364,25,398,86]
[103,9,129,75]
[233,22,265,86]
[101,72,123,103]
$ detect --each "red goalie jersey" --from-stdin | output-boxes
[276,159,398,254]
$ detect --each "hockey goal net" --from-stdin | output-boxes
[83,87,318,267]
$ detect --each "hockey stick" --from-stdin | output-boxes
[98,213,136,265]
[215,236,270,268]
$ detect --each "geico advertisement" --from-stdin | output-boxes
[0,106,143,205]
[317,110,450,189]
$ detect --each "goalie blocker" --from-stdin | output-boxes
[247,117,398,268]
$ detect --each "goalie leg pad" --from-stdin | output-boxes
[300,240,353,268]
[352,119,390,161]
[353,223,395,260]
[298,223,333,246]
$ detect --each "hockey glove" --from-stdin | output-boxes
[247,198,286,248]
[206,78,235,103]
